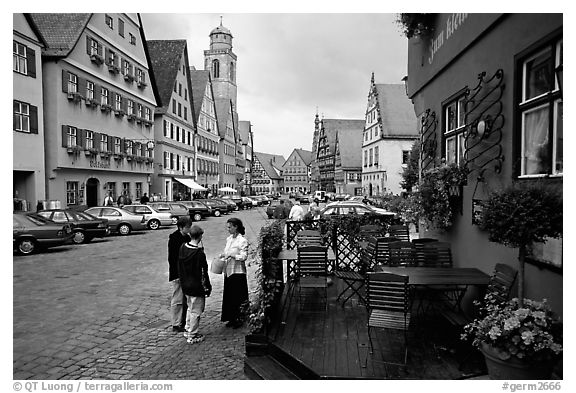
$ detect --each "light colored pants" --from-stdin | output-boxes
[170,279,185,327]
[185,296,206,335]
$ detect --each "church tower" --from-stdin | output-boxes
[203,17,237,109]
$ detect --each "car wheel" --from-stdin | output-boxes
[171,217,178,225]
[234,206,239,211]
[148,219,160,230]
[118,224,131,236]
[17,238,36,255]
[193,213,202,222]
[214,210,221,217]
[72,231,86,244]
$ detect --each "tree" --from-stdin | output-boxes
[400,141,420,193]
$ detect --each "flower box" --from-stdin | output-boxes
[67,92,82,102]
[100,104,112,113]
[137,81,147,89]
[146,157,154,163]
[126,155,133,161]
[144,120,152,128]
[107,64,120,74]
[114,110,125,117]
[85,99,98,108]
[123,74,134,83]
[100,152,110,159]
[113,153,124,160]
[66,146,81,154]
[90,53,104,65]
[127,114,136,122]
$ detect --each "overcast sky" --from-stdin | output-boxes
[140,13,408,159]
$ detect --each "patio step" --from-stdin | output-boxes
[244,355,300,380]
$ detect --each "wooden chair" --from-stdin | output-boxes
[335,236,377,306]
[364,272,411,367]
[387,224,410,242]
[359,224,384,240]
[296,229,323,247]
[388,241,416,267]
[295,245,329,311]
[373,237,400,266]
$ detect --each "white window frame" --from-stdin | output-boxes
[145,107,151,121]
[13,41,27,74]
[68,73,78,94]
[105,14,114,29]
[100,134,108,151]
[85,130,94,149]
[14,101,30,132]
[66,181,79,205]
[114,137,121,154]
[443,95,467,165]
[67,126,77,147]
[127,100,134,115]
[115,94,122,111]
[100,87,109,106]
[86,81,94,100]
[137,104,143,118]
[90,38,99,56]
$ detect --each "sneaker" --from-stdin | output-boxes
[183,331,192,339]
[187,333,205,344]
[172,326,186,332]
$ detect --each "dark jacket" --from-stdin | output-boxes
[178,243,211,297]
[273,204,287,219]
[168,229,190,281]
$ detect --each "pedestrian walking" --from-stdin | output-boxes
[309,200,321,220]
[220,218,249,329]
[103,192,114,207]
[289,200,305,221]
[140,193,149,204]
[178,225,211,344]
[168,217,192,332]
[117,192,127,208]
[273,200,288,219]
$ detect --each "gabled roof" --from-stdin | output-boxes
[295,149,313,166]
[374,84,418,137]
[28,13,91,57]
[255,152,286,180]
[335,127,363,168]
[214,98,232,139]
[147,40,187,114]
[189,69,210,124]
[319,119,364,158]
[238,121,251,145]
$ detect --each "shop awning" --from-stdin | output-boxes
[173,177,207,191]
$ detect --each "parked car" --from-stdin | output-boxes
[221,195,252,210]
[334,193,351,201]
[84,207,148,235]
[13,213,74,255]
[252,195,270,206]
[241,196,256,209]
[179,200,212,221]
[196,199,228,217]
[36,209,109,244]
[215,197,238,212]
[296,193,312,204]
[313,190,329,203]
[320,202,397,218]
[122,204,174,230]
[349,196,370,204]
[147,202,190,224]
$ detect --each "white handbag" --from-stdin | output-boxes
[210,256,225,274]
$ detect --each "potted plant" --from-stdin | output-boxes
[395,13,436,39]
[478,183,562,304]
[462,294,562,379]
[417,163,468,231]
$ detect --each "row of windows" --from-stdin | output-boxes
[171,98,189,121]
[163,120,192,146]
[173,81,189,101]
[224,143,235,157]
[284,176,308,182]
[363,146,379,167]
[104,14,135,44]
[197,159,218,174]
[196,135,219,155]
[211,59,235,82]
[86,36,145,85]
[223,164,235,174]
[66,181,142,205]
[62,125,153,158]
[284,167,306,174]
[13,100,38,134]
[364,125,380,142]
[441,38,562,178]
[13,41,36,78]
[63,70,152,121]
[163,151,194,172]
[366,109,378,125]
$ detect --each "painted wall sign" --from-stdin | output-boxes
[90,160,111,169]
[428,13,469,64]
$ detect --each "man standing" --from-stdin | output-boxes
[168,216,192,332]
[140,193,149,204]
[103,192,114,207]
[289,200,305,221]
[273,200,287,219]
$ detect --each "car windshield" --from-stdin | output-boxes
[76,212,97,220]
[22,214,50,226]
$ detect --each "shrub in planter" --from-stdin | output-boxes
[479,183,562,305]
[395,13,436,38]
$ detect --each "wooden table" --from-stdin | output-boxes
[373,267,490,286]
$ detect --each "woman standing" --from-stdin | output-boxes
[220,217,249,328]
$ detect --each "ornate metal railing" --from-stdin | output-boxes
[420,108,438,176]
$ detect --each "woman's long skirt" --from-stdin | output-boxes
[221,273,249,322]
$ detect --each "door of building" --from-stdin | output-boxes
[86,178,99,207]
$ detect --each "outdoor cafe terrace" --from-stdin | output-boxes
[243,218,562,380]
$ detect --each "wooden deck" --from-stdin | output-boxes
[265,277,487,379]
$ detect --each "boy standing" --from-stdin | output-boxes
[168,217,191,332]
[178,225,211,344]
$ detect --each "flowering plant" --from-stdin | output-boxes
[462,294,563,363]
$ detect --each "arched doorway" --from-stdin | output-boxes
[86,178,100,207]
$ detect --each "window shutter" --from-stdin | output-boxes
[163,120,168,137]
[13,101,19,130]
[27,47,36,78]
[121,138,126,154]
[62,125,68,147]
[86,36,91,55]
[105,48,110,64]
[94,83,100,102]
[142,71,146,83]
[120,59,125,75]
[93,132,100,151]
[78,77,86,98]
[140,143,145,157]
[122,97,127,113]
[78,129,86,148]
[98,42,103,56]
[30,105,38,134]
[62,70,68,92]
[130,63,134,77]
[107,135,113,153]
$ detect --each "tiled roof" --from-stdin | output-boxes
[295,149,313,166]
[147,40,187,113]
[214,99,231,139]
[255,152,286,180]
[336,126,364,168]
[238,121,251,145]
[28,13,91,57]
[320,119,364,158]
[189,69,210,124]
[375,84,418,137]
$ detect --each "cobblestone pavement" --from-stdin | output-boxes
[13,206,272,380]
